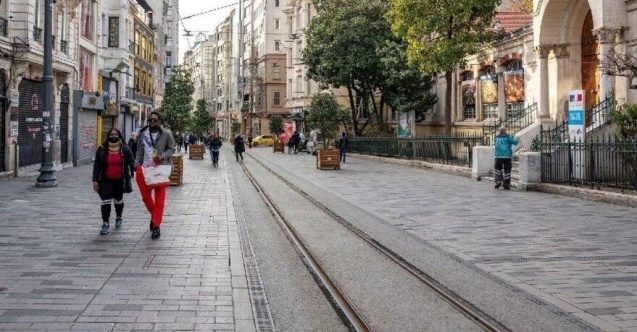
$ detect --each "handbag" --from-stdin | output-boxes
[142,165,172,188]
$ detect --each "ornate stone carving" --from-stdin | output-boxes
[554,44,570,58]
[534,45,552,59]
[594,27,622,44]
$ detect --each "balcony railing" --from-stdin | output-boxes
[0,17,7,37]
[33,27,42,42]
[60,40,68,54]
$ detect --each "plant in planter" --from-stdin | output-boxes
[610,102,637,185]
[305,93,350,149]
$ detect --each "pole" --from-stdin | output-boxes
[36,0,57,187]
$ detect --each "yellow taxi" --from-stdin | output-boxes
[252,135,275,147]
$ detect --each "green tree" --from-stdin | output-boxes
[305,93,350,147]
[386,0,501,134]
[157,65,194,135]
[268,115,284,139]
[191,99,212,138]
[377,40,437,124]
[303,0,396,136]
[231,119,240,138]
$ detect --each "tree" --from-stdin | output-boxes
[386,0,501,134]
[602,48,637,90]
[377,40,437,124]
[157,65,194,136]
[231,119,240,138]
[305,93,350,147]
[303,0,397,136]
[191,99,212,137]
[268,115,284,139]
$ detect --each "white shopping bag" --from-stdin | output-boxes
[142,165,172,188]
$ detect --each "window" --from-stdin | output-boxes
[81,0,94,41]
[504,60,525,118]
[461,71,476,120]
[307,4,311,27]
[274,40,280,51]
[480,66,498,120]
[80,48,94,90]
[274,19,280,30]
[306,79,311,95]
[275,0,280,7]
[166,51,172,67]
[273,92,281,105]
[34,0,40,28]
[108,17,119,47]
[273,64,281,79]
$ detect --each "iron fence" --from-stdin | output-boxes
[541,135,637,192]
[349,134,484,167]
[483,102,537,145]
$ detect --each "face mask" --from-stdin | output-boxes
[108,137,120,143]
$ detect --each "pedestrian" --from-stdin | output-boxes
[92,128,135,235]
[209,133,222,167]
[292,131,300,154]
[287,136,294,154]
[338,132,349,163]
[127,132,138,160]
[247,133,253,148]
[494,126,519,190]
[135,111,176,239]
[234,134,245,162]
[175,133,183,153]
[183,133,189,152]
[189,133,197,147]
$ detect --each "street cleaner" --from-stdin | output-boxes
[494,126,518,190]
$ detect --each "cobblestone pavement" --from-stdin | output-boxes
[0,152,257,331]
[246,147,637,332]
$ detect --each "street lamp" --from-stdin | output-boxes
[36,0,57,187]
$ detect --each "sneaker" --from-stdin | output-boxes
[504,186,511,190]
[495,183,500,189]
[151,227,161,239]
[100,223,110,235]
[115,217,123,228]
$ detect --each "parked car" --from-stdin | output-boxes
[252,135,274,147]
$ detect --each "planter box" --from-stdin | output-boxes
[317,149,340,170]
[189,145,204,159]
[170,155,183,186]
[273,140,285,153]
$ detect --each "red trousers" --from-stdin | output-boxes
[136,167,167,228]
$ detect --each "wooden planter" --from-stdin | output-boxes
[317,149,340,170]
[189,144,204,159]
[273,140,285,153]
[170,155,183,186]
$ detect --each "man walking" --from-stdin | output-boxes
[209,133,222,167]
[135,111,175,239]
[494,126,518,190]
[338,132,349,163]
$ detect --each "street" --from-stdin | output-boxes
[1,147,637,331]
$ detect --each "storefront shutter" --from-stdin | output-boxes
[18,79,44,167]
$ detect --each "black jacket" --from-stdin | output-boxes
[92,144,136,193]
[234,136,245,152]
[209,137,222,151]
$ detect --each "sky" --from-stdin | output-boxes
[177,0,240,63]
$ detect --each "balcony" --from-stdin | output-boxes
[0,17,7,37]
[33,27,42,42]
[60,40,68,54]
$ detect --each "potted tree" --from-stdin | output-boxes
[269,115,286,153]
[305,93,349,169]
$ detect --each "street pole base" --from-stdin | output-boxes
[36,164,57,187]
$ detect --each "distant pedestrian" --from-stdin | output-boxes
[92,128,135,235]
[234,134,245,162]
[292,131,300,154]
[175,133,183,152]
[127,132,138,160]
[209,133,222,167]
[183,133,189,152]
[247,134,253,148]
[338,132,348,163]
[189,133,197,146]
[135,111,176,239]
[494,126,518,190]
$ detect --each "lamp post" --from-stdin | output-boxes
[36,0,57,187]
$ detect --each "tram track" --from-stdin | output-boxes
[239,154,511,332]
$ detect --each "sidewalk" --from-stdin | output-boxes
[0,151,256,331]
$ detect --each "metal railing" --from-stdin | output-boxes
[349,134,484,167]
[482,102,537,145]
[0,17,7,37]
[33,27,42,42]
[586,96,616,135]
[540,135,637,192]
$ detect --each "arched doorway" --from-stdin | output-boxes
[581,10,599,125]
